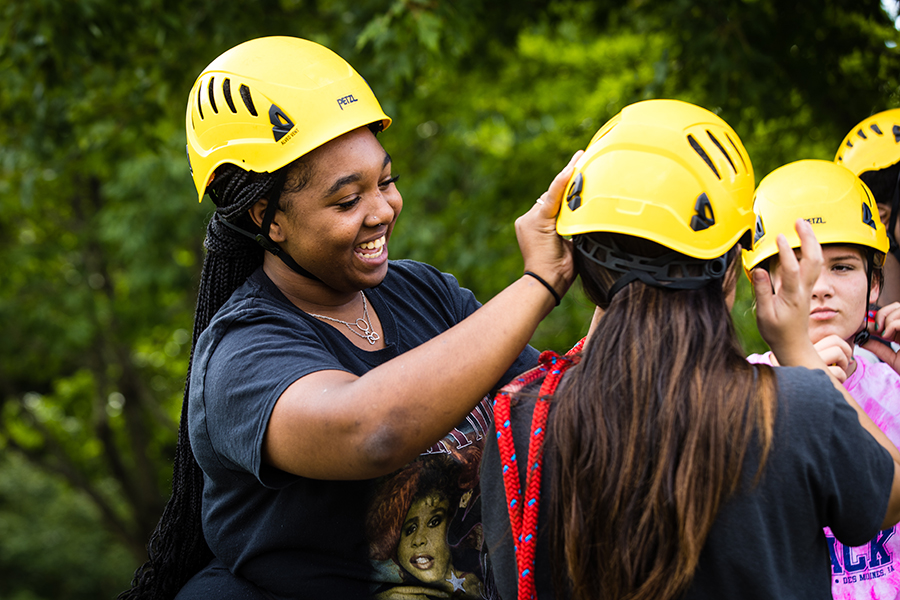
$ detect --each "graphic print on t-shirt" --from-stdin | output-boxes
[826,524,899,599]
[366,397,493,599]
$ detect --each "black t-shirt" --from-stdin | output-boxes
[186,260,539,600]
[481,365,894,600]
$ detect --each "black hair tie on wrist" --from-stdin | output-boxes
[524,271,562,306]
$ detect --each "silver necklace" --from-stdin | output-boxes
[307,291,380,345]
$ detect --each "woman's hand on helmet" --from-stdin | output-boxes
[861,302,900,374]
[753,219,825,368]
[515,150,583,304]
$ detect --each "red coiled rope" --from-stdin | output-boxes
[493,338,584,600]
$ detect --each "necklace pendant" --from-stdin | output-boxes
[307,291,381,345]
[355,318,380,345]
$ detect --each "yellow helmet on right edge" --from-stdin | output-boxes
[558,99,755,260]
[741,160,889,278]
[834,109,900,176]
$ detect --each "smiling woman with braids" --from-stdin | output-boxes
[481,100,900,600]
[117,37,578,600]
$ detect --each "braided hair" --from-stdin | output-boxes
[117,164,290,599]
[120,117,377,597]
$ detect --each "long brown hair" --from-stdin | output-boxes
[547,232,778,600]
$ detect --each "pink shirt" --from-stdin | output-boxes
[747,353,900,599]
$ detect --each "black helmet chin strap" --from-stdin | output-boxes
[214,171,322,282]
[214,213,322,282]
[853,250,878,347]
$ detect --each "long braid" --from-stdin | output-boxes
[118,165,279,599]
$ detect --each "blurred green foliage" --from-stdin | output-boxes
[0,452,134,598]
[0,0,898,596]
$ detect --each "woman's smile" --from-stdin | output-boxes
[269,127,403,294]
[409,553,435,571]
[356,235,387,260]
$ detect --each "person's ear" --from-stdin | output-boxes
[870,269,882,305]
[878,202,891,228]
[249,199,287,242]
[249,199,266,229]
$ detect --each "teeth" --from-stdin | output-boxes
[357,236,385,258]
[358,236,385,251]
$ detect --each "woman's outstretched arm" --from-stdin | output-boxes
[263,152,583,481]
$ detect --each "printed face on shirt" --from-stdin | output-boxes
[271,126,402,293]
[396,493,452,584]
[772,244,879,344]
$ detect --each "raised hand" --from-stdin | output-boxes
[752,219,825,369]
[515,150,584,302]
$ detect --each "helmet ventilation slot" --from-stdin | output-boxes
[240,84,257,116]
[857,128,868,140]
[863,184,874,205]
[724,132,748,170]
[863,200,878,230]
[754,214,765,244]
[197,86,204,120]
[567,173,583,211]
[870,123,883,135]
[687,135,720,179]
[207,77,218,114]
[223,78,237,114]
[707,130,737,174]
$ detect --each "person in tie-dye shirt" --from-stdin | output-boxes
[744,159,900,599]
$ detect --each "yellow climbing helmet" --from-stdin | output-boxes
[557,99,755,260]
[741,160,889,275]
[834,108,900,176]
[186,36,391,202]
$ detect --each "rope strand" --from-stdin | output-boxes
[494,338,584,600]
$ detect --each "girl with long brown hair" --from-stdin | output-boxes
[481,100,900,600]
